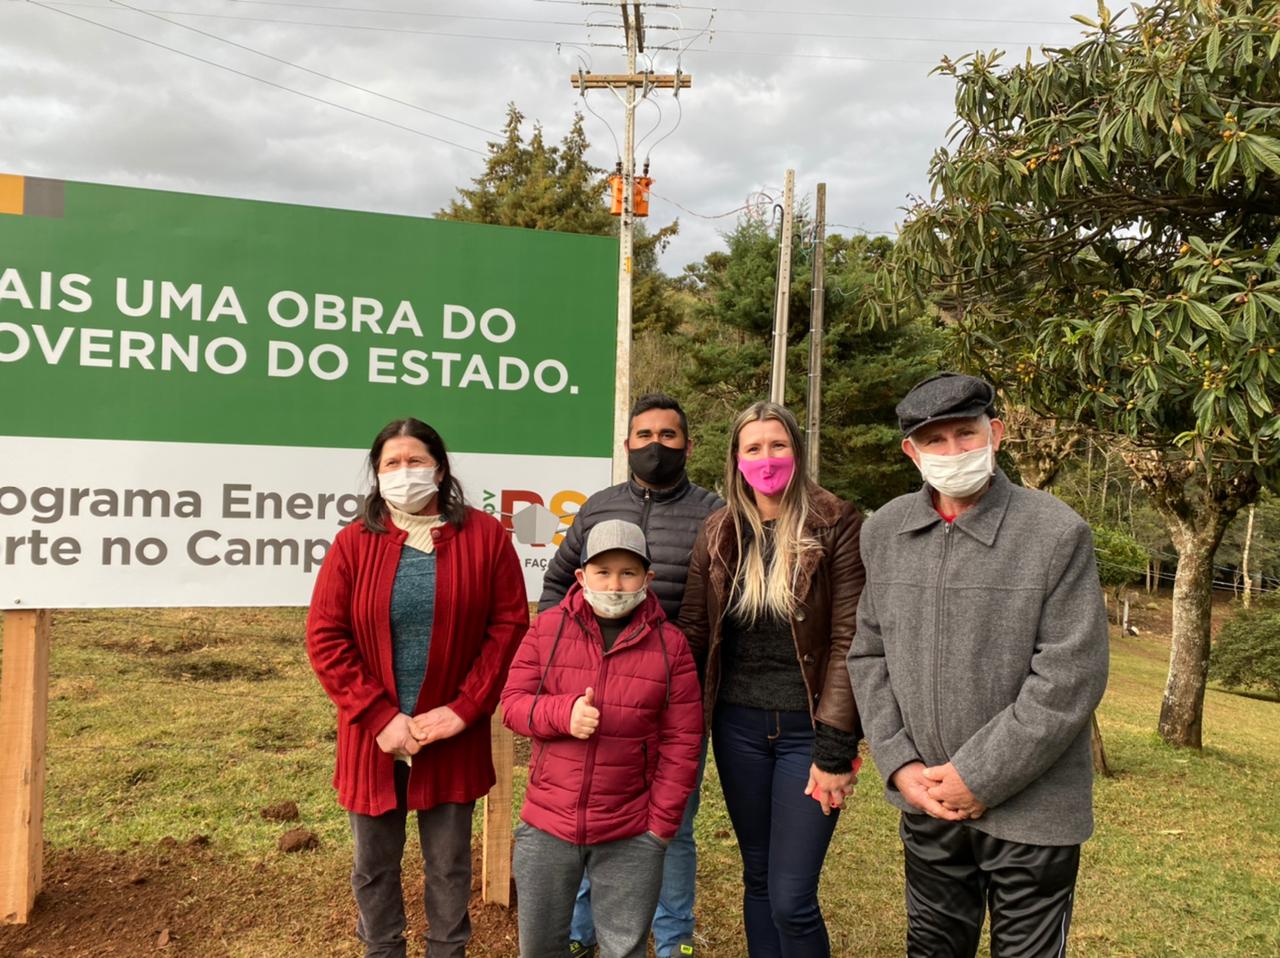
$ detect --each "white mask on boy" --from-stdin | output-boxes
[582,583,648,619]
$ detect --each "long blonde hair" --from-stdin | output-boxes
[723,402,818,623]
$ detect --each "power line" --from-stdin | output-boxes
[26,0,490,154]
[594,41,939,65]
[227,0,591,29]
[647,189,755,220]
[35,0,580,50]
[35,2,983,69]
[826,222,897,237]
[88,0,1064,47]
[700,27,1054,46]
[533,0,1080,28]
[99,0,502,137]
[40,2,973,67]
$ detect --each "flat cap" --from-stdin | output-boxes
[581,519,650,567]
[896,372,997,436]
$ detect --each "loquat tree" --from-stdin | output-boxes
[877,0,1280,747]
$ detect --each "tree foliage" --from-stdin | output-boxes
[882,0,1280,466]
[441,103,679,332]
[1210,596,1280,696]
[440,104,615,235]
[876,0,1280,748]
[1094,524,1150,590]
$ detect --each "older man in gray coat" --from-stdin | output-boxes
[849,372,1109,958]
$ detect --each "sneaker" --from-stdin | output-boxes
[568,942,597,958]
[673,938,696,957]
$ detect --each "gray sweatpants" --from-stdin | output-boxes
[514,822,667,958]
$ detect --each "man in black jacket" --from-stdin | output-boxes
[540,392,722,958]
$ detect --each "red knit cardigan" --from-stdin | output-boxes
[306,508,529,816]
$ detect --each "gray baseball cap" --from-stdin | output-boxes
[581,519,651,567]
[896,372,997,437]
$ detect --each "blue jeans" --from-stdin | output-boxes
[712,704,840,958]
[570,738,708,955]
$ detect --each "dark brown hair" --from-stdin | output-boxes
[629,392,689,441]
[359,418,467,532]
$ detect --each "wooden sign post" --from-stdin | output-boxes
[481,706,514,907]
[0,609,51,924]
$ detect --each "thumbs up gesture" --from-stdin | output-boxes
[570,687,601,740]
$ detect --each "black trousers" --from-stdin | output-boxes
[900,814,1080,958]
[348,762,476,958]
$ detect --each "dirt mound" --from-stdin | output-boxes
[260,800,300,822]
[277,827,319,853]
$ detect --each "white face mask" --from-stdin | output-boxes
[910,442,994,499]
[379,466,438,514]
[582,583,648,619]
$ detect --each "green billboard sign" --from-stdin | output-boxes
[0,174,616,455]
[0,174,618,607]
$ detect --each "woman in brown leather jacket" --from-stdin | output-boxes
[678,401,865,958]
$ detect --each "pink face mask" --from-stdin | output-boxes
[737,456,796,497]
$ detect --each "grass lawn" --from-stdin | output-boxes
[1,598,1277,956]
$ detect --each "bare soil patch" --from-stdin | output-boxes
[0,841,518,957]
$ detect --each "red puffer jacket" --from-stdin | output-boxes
[502,585,703,844]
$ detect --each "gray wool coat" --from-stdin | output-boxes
[849,470,1109,846]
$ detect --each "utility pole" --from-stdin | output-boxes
[806,183,826,480]
[769,169,796,405]
[572,4,692,482]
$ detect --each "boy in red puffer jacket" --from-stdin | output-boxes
[502,519,703,958]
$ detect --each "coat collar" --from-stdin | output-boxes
[896,469,1012,547]
[627,473,692,503]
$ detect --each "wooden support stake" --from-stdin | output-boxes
[0,609,51,924]
[482,705,514,907]
[1090,712,1112,778]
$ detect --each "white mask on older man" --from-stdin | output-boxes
[910,442,993,499]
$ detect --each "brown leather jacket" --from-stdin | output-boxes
[676,484,865,735]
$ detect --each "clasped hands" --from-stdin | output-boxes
[892,760,987,821]
[805,764,857,816]
[375,706,466,758]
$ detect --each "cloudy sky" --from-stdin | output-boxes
[2,0,1092,272]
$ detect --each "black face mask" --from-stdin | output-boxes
[628,441,687,487]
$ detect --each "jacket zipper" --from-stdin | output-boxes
[639,487,654,535]
[931,523,952,760]
[577,640,611,844]
[530,741,545,787]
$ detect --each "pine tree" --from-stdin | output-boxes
[678,220,943,507]
[440,104,614,235]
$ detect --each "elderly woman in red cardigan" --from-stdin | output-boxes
[307,417,529,958]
